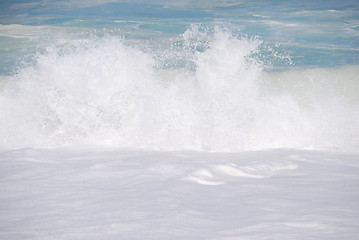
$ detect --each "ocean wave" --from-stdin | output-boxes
[0,26,358,151]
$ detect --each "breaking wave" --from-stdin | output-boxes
[1,26,358,151]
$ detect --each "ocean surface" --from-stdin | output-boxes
[1,1,359,239]
[1,0,358,151]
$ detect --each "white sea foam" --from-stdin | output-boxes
[0,27,358,151]
[1,147,358,239]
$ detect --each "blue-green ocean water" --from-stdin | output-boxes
[1,0,358,74]
[0,0,358,151]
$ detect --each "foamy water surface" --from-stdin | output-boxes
[1,1,359,239]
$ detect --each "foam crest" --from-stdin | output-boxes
[0,38,158,148]
[0,27,358,151]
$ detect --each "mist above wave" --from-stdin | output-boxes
[0,26,358,151]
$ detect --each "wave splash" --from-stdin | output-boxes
[0,26,358,151]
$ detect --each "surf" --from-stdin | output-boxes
[0,26,358,151]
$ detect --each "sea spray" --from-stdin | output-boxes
[0,26,358,151]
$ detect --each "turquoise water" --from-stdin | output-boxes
[1,0,358,74]
[0,0,358,151]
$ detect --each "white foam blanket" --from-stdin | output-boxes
[0,147,358,239]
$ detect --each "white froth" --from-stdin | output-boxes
[0,27,358,151]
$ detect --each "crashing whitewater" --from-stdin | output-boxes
[1,26,358,151]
